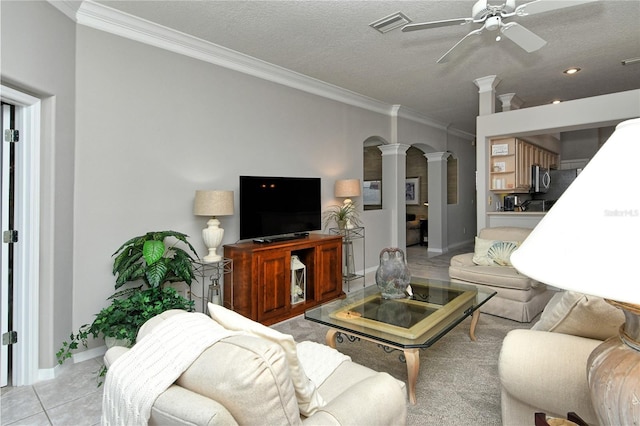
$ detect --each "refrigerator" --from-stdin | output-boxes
[545,169,581,200]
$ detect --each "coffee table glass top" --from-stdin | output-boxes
[305,277,496,348]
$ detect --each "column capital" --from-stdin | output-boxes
[473,75,501,93]
[425,151,451,162]
[379,143,411,156]
[497,93,523,111]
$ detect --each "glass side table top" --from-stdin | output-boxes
[305,276,496,349]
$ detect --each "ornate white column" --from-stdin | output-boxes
[379,143,410,248]
[473,75,501,231]
[425,152,451,256]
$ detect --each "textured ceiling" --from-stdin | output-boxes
[94,0,640,134]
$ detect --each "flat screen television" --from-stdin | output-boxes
[239,176,322,240]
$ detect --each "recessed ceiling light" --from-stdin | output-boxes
[370,12,412,34]
[552,100,562,104]
[563,67,581,75]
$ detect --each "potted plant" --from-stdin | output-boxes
[56,230,198,375]
[322,202,361,230]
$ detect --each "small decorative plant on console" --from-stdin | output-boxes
[323,202,361,230]
[56,230,197,381]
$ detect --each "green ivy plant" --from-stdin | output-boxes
[56,231,198,382]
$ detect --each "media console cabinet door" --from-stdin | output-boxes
[255,250,289,322]
[316,241,342,300]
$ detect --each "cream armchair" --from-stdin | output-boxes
[499,291,624,425]
[103,308,407,425]
[449,226,555,322]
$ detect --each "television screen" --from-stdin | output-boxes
[239,176,322,240]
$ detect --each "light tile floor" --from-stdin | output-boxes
[0,242,471,425]
[1,357,104,425]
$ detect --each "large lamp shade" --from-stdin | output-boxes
[335,179,361,201]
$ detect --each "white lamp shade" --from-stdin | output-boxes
[511,118,640,305]
[335,179,361,198]
[194,190,234,216]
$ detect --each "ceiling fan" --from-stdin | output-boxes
[402,0,598,63]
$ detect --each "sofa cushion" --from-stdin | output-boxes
[177,334,302,425]
[479,226,532,242]
[449,262,537,291]
[472,237,520,266]
[208,303,324,416]
[531,291,624,341]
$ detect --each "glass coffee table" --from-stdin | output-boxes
[304,277,496,404]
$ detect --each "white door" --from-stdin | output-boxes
[1,102,15,387]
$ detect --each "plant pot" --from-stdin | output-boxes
[337,220,347,230]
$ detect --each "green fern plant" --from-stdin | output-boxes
[56,230,198,380]
[112,230,198,290]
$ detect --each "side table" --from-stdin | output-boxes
[329,227,365,292]
[192,258,233,313]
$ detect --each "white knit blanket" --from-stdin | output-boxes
[101,312,238,426]
[296,341,351,387]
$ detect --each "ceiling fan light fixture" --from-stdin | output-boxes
[563,67,581,75]
[370,12,411,34]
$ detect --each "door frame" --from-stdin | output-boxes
[0,85,41,386]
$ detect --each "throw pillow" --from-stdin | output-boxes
[472,237,520,266]
[207,303,325,416]
[532,291,625,340]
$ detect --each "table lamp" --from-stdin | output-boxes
[510,117,640,425]
[335,178,361,204]
[335,178,361,229]
[193,190,234,263]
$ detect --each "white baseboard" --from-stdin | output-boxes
[73,345,107,363]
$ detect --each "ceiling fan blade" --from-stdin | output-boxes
[515,0,598,17]
[437,28,483,63]
[402,17,473,32]
[500,22,547,52]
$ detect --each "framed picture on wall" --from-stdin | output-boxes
[363,180,382,205]
[406,178,420,205]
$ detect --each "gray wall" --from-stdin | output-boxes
[1,1,76,369]
[74,25,396,332]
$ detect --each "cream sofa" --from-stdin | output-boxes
[103,307,407,425]
[449,226,555,322]
[499,291,624,425]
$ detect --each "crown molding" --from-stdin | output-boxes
[50,0,473,137]
[393,105,475,141]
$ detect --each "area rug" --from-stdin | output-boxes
[272,311,531,425]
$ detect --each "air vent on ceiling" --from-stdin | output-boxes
[370,12,411,34]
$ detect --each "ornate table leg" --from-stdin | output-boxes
[326,329,339,349]
[403,348,420,405]
[469,309,480,341]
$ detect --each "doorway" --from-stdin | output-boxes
[0,85,41,386]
